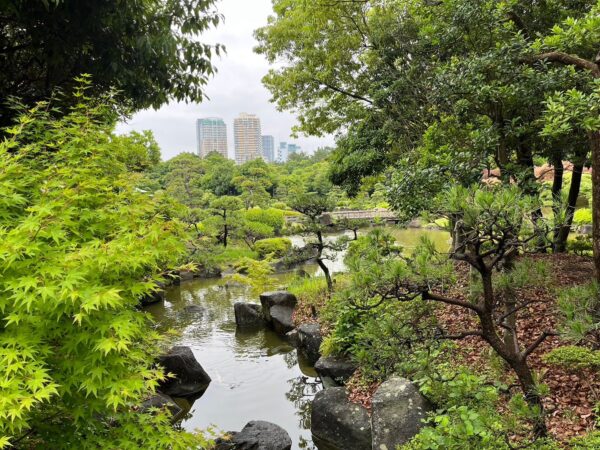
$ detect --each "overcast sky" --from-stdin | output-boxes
[115,0,335,161]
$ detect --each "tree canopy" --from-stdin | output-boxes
[0,0,222,127]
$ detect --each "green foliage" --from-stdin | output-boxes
[288,276,330,306]
[403,361,560,450]
[243,208,285,234]
[557,282,600,346]
[543,345,600,370]
[227,258,276,296]
[0,88,208,447]
[570,431,600,449]
[0,0,222,127]
[254,238,292,259]
[574,208,593,225]
[568,234,594,256]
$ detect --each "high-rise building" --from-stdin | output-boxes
[196,117,228,158]
[277,141,288,163]
[261,135,275,162]
[287,143,301,155]
[234,113,262,164]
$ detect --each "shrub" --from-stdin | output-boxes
[568,234,593,256]
[0,87,209,448]
[557,282,600,346]
[573,208,593,225]
[543,346,600,370]
[243,208,285,234]
[254,237,292,259]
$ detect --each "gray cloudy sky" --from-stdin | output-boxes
[115,0,335,161]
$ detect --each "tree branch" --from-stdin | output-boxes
[423,291,483,314]
[521,331,558,358]
[312,77,373,104]
[529,52,599,74]
[438,330,483,340]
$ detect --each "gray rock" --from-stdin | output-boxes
[270,305,295,334]
[140,393,183,421]
[371,377,432,450]
[285,329,300,347]
[140,289,165,306]
[157,346,211,398]
[580,224,593,235]
[298,323,322,365]
[314,355,357,385]
[234,302,266,328]
[259,291,297,322]
[214,420,292,450]
[311,387,371,450]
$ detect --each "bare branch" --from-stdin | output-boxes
[423,291,483,314]
[438,330,483,340]
[521,331,559,358]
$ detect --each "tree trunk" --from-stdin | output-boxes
[479,269,547,436]
[316,230,333,291]
[223,210,228,248]
[502,253,519,354]
[511,357,547,437]
[591,130,600,281]
[551,154,564,250]
[554,159,584,252]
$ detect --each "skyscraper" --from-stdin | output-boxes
[196,117,228,158]
[277,142,288,163]
[234,113,262,164]
[261,135,275,162]
[287,143,301,155]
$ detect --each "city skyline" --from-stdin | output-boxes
[196,117,228,158]
[234,113,262,164]
[115,0,334,160]
[196,114,303,164]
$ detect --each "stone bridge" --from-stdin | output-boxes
[286,209,400,225]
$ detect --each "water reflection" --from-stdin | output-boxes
[146,226,450,449]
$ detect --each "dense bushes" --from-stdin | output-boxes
[0,90,208,448]
[254,237,292,259]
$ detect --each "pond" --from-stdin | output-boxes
[146,226,450,450]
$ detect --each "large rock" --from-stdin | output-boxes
[234,302,266,328]
[140,393,184,421]
[311,387,371,450]
[157,346,211,398]
[270,305,295,334]
[298,323,322,365]
[371,377,432,450]
[140,289,165,306]
[259,291,297,322]
[314,355,357,385]
[214,420,292,450]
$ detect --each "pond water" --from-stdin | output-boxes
[146,226,450,450]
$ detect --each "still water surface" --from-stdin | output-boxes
[147,227,450,450]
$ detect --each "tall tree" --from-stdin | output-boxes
[529,1,600,276]
[0,0,221,127]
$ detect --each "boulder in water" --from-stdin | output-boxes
[214,420,292,450]
[311,387,371,450]
[140,289,165,306]
[259,291,297,322]
[157,346,211,398]
[234,302,266,328]
[314,355,357,385]
[270,305,295,334]
[298,323,322,365]
[140,393,184,422]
